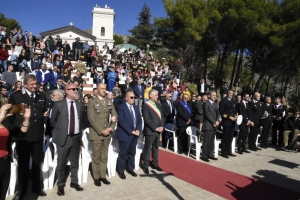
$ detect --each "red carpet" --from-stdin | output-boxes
[158,150,300,200]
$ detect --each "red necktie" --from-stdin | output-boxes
[69,101,75,135]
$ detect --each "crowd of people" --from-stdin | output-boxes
[0,26,300,200]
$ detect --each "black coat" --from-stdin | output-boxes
[260,103,272,127]
[9,90,46,142]
[249,100,262,126]
[176,101,193,127]
[193,100,204,123]
[219,97,237,127]
[237,101,250,126]
[161,100,175,124]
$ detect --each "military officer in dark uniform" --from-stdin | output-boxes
[9,74,48,200]
[219,89,237,158]
[260,96,273,148]
[248,92,262,151]
[272,96,287,146]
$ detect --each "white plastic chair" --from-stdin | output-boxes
[8,143,18,196]
[47,139,58,189]
[165,128,178,153]
[135,134,144,170]
[186,126,203,161]
[214,136,222,158]
[81,128,92,183]
[255,134,261,147]
[109,132,119,177]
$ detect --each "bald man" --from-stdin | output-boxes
[88,83,118,186]
[51,83,85,196]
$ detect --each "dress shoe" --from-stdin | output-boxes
[208,155,218,160]
[127,170,138,177]
[256,147,262,150]
[57,186,65,196]
[118,173,126,179]
[143,167,150,174]
[260,146,267,149]
[221,154,229,158]
[242,150,251,153]
[99,178,111,185]
[201,157,209,162]
[70,183,84,191]
[12,191,26,200]
[177,150,183,154]
[228,153,236,157]
[237,150,243,154]
[34,190,47,196]
[150,163,163,171]
[94,179,101,186]
[250,148,257,151]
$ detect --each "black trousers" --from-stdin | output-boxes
[238,124,248,151]
[249,125,260,149]
[177,126,188,152]
[143,135,159,168]
[56,134,81,187]
[16,140,43,193]
[202,130,215,157]
[261,126,271,147]
[221,126,234,155]
[272,122,284,146]
[0,156,10,200]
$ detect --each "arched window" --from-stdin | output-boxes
[101,27,105,36]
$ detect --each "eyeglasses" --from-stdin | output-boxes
[67,88,78,91]
[129,96,135,99]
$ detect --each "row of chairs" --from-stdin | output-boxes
[165,126,261,161]
[6,128,145,197]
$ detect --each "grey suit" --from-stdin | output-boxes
[202,100,220,158]
[51,98,84,187]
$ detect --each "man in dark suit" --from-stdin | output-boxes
[9,74,48,200]
[197,78,207,96]
[142,89,164,174]
[272,96,287,146]
[193,95,204,131]
[260,96,273,148]
[51,78,64,90]
[49,66,62,88]
[248,92,262,151]
[219,89,237,158]
[50,83,84,196]
[202,91,220,162]
[176,93,193,154]
[134,79,145,109]
[237,93,251,154]
[161,93,175,147]
[121,78,133,98]
[116,91,143,179]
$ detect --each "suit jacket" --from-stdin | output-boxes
[121,84,133,97]
[87,96,118,141]
[9,90,46,142]
[161,100,175,124]
[197,82,207,94]
[272,104,287,124]
[248,100,262,125]
[219,97,237,127]
[50,98,84,147]
[115,103,143,142]
[134,84,145,99]
[237,101,250,126]
[36,70,50,85]
[176,100,193,127]
[142,101,164,136]
[49,71,62,86]
[202,100,219,131]
[193,100,204,123]
[260,103,273,127]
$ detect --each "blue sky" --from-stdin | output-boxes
[1,0,167,36]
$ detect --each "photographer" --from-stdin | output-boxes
[0,103,31,200]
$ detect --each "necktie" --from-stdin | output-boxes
[168,101,172,113]
[129,105,136,129]
[69,101,75,136]
[30,93,35,101]
[100,98,105,106]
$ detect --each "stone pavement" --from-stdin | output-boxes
[6,146,300,200]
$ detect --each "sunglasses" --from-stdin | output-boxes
[67,88,78,91]
[129,96,135,99]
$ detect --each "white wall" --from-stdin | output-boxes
[92,6,115,41]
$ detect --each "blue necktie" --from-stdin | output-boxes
[130,105,136,130]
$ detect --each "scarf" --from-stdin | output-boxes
[180,100,192,116]
[145,101,161,121]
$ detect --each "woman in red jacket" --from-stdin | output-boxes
[0,44,9,72]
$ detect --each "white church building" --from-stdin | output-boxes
[40,4,115,49]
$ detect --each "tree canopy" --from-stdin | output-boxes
[0,13,20,32]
